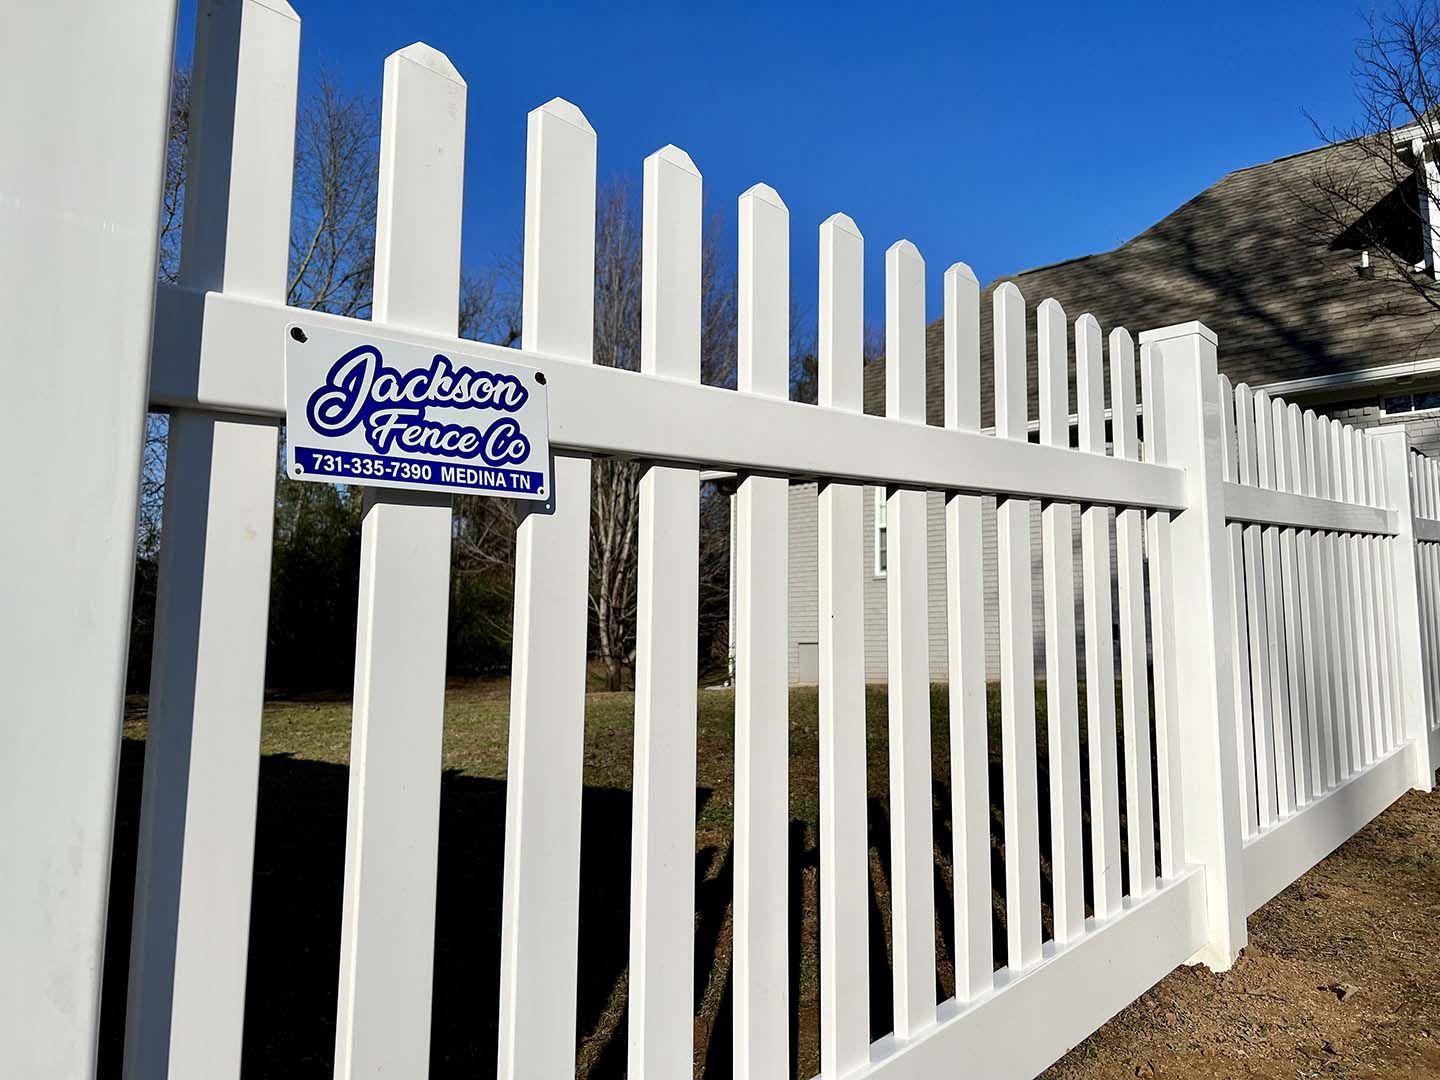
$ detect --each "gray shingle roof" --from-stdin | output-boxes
[861,140,1440,426]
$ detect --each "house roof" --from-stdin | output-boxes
[861,139,1440,427]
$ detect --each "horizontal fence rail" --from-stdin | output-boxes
[147,285,1189,509]
[10,1,1440,1078]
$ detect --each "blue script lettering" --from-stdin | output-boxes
[306,344,533,465]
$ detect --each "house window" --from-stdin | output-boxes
[873,487,887,577]
[1383,392,1440,414]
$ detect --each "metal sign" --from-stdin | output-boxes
[284,322,552,502]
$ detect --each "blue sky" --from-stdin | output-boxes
[180,0,1372,327]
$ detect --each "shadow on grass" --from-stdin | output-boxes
[99,680,1158,1078]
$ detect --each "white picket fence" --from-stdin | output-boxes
[6,1,1440,1078]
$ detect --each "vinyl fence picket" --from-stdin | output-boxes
[334,45,465,1078]
[817,212,872,1075]
[1218,376,1260,836]
[124,2,298,1075]
[1271,397,1310,806]
[628,144,703,1079]
[1112,327,1156,896]
[1253,390,1296,816]
[1235,384,1278,824]
[943,262,995,998]
[1142,342,1185,876]
[733,182,792,1077]
[994,281,1043,965]
[497,97,597,1080]
[1334,419,1371,769]
[1296,407,1330,796]
[1038,298,1084,939]
[1317,417,1354,780]
[884,239,938,1035]
[1078,315,1124,913]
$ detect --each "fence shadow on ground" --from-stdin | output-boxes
[98,694,1157,1079]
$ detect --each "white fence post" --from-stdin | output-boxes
[1373,427,1437,791]
[0,2,179,1075]
[1140,322,1248,969]
[125,3,299,1075]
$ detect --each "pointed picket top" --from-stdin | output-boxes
[390,41,465,84]
[532,96,595,134]
[993,281,1027,440]
[1303,409,1320,495]
[888,237,923,262]
[819,213,863,413]
[1110,327,1138,462]
[1218,375,1238,482]
[1037,299,1068,448]
[1076,315,1104,454]
[650,143,700,176]
[251,0,300,22]
[886,238,925,423]
[741,182,788,212]
[947,260,978,284]
[943,262,980,432]
[641,141,701,381]
[823,211,862,239]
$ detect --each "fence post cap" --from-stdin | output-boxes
[945,260,977,283]
[1138,321,1217,346]
[823,212,861,238]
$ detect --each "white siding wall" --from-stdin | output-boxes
[786,482,1113,684]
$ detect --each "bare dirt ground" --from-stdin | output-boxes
[1046,783,1440,1079]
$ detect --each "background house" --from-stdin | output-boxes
[776,135,1440,683]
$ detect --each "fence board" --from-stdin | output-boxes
[1361,437,1393,753]
[1299,409,1333,795]
[1318,418,1354,780]
[1235,384,1278,826]
[1271,397,1309,806]
[733,182,792,1077]
[1142,343,1185,876]
[995,282,1043,966]
[818,213,871,1074]
[1038,299,1084,941]
[943,262,994,1000]
[1373,438,1404,752]
[1078,316,1124,915]
[1218,377,1260,836]
[497,97,597,1080]
[1335,420,1370,770]
[1253,390,1296,816]
[124,3,298,1076]
[628,145,703,1079]
[885,239,938,1035]
[334,44,465,1078]
[1353,429,1383,762]
[1112,328,1156,895]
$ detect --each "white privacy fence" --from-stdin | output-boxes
[5,1,1440,1078]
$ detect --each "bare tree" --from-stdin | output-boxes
[1301,1,1440,325]
[287,70,380,317]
